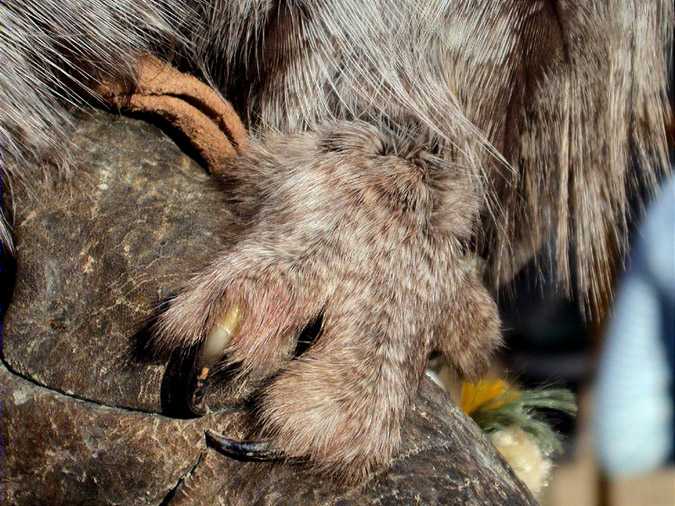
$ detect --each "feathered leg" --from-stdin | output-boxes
[150,122,502,480]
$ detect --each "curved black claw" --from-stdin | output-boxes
[205,430,284,462]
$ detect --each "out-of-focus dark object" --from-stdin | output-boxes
[499,265,591,388]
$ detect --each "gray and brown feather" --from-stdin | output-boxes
[0,0,671,481]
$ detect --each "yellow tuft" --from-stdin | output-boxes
[460,379,520,415]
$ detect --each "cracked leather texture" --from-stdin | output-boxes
[0,110,536,505]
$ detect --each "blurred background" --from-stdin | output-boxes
[483,91,675,506]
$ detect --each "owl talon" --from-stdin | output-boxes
[205,431,283,462]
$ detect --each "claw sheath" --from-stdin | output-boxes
[199,305,242,367]
[186,305,242,416]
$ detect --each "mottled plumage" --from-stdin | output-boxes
[0,0,671,481]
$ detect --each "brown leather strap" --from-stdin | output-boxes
[98,55,248,176]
